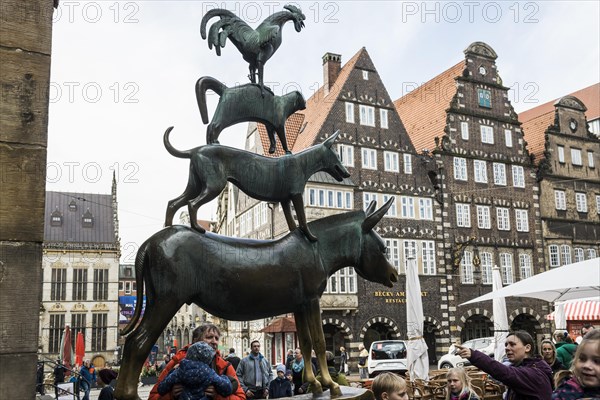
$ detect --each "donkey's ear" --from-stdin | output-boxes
[362,197,394,232]
[364,200,377,216]
[323,130,340,148]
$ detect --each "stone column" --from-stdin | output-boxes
[0,1,54,398]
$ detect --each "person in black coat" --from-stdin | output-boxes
[268,364,292,399]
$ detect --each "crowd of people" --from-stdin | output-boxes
[42,323,598,400]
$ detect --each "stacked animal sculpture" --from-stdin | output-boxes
[200,4,306,93]
[195,76,305,154]
[163,127,349,241]
[115,200,398,400]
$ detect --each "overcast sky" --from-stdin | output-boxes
[46,1,599,262]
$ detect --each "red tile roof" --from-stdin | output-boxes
[256,48,366,155]
[393,62,465,154]
[520,83,600,162]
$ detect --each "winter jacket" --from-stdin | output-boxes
[552,376,600,399]
[555,344,577,369]
[149,346,245,400]
[158,358,232,400]
[468,349,553,400]
[236,353,273,392]
[268,376,292,399]
[449,391,480,400]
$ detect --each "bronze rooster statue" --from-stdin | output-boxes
[200,5,306,94]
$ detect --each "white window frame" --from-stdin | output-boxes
[454,157,467,181]
[555,190,566,210]
[384,151,399,172]
[574,248,585,263]
[363,192,378,210]
[401,196,415,219]
[512,165,525,188]
[476,205,491,229]
[588,151,595,168]
[587,249,598,259]
[325,267,356,294]
[456,203,471,227]
[515,209,529,232]
[461,251,474,284]
[481,125,494,144]
[380,109,388,129]
[422,241,436,275]
[345,102,354,123]
[418,198,433,220]
[500,253,514,284]
[557,145,565,163]
[403,153,412,174]
[519,254,532,280]
[576,192,588,213]
[461,122,469,140]
[571,148,582,166]
[385,239,401,273]
[481,252,493,284]
[497,207,510,231]
[597,195,600,214]
[493,162,507,185]
[362,70,368,80]
[560,245,572,266]
[549,245,560,267]
[382,194,397,217]
[504,129,513,147]
[337,144,354,167]
[403,240,417,273]
[125,281,131,295]
[361,148,377,169]
[474,160,488,183]
[359,105,375,127]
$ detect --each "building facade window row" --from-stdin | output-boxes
[554,190,600,213]
[307,186,353,210]
[460,251,533,285]
[454,157,526,188]
[345,102,389,129]
[549,244,597,267]
[384,239,436,275]
[48,312,109,353]
[50,267,109,301]
[455,203,529,232]
[364,192,433,220]
[557,145,595,168]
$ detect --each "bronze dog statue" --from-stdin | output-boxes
[163,127,349,241]
[196,76,305,154]
[115,199,397,400]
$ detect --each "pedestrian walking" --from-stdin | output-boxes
[236,340,272,399]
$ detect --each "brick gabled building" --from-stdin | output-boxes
[220,48,445,365]
[395,42,548,346]
[520,84,600,269]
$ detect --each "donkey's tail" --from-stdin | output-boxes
[163,126,192,159]
[120,241,148,336]
[196,76,227,124]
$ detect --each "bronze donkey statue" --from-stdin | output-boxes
[196,76,305,154]
[163,127,349,241]
[115,199,397,400]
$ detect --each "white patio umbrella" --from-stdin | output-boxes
[553,302,567,330]
[406,256,429,381]
[492,266,509,362]
[461,258,600,305]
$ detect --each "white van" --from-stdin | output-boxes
[367,340,408,377]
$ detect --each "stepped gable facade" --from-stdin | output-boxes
[223,48,445,365]
[520,85,600,266]
[395,42,548,346]
[40,177,120,366]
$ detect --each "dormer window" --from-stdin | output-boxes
[50,208,63,227]
[68,200,77,212]
[362,70,369,80]
[82,209,94,228]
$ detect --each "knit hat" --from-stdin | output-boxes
[98,369,118,385]
[276,364,286,374]
[186,341,216,364]
[285,369,292,377]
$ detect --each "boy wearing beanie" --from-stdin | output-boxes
[268,364,292,399]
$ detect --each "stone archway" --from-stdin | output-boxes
[460,314,493,342]
[360,317,400,350]
[322,319,352,368]
[423,316,443,364]
[509,310,545,353]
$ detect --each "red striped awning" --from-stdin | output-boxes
[547,301,600,321]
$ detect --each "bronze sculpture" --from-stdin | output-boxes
[163,127,350,241]
[196,77,305,154]
[115,199,397,400]
[200,5,306,94]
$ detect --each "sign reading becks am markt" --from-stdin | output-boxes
[374,291,428,303]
